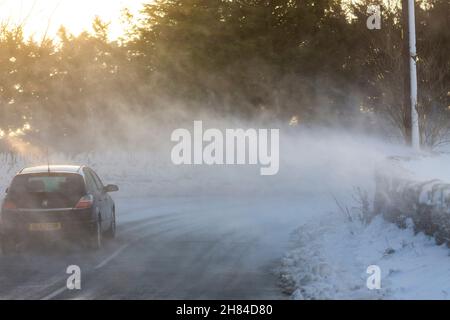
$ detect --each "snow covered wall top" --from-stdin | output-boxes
[375,154,450,244]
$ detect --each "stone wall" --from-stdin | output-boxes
[374,157,450,245]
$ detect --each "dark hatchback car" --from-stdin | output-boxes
[0,165,118,253]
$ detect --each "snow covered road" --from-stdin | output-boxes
[0,194,330,299]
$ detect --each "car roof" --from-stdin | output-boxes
[18,165,85,175]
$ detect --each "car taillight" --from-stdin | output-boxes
[74,195,94,209]
[2,200,17,210]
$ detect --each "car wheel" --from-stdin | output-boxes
[105,210,116,239]
[89,219,103,250]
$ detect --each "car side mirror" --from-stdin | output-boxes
[103,184,119,193]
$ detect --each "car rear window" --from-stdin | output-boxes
[9,173,86,209]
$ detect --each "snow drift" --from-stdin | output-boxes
[280,212,450,299]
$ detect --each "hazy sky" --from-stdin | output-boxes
[0,0,147,40]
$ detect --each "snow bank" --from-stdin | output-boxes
[280,153,450,300]
[374,155,450,244]
[280,213,450,300]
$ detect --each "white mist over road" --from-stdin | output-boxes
[0,128,422,299]
[0,194,331,299]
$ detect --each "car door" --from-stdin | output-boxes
[83,168,105,226]
[88,169,111,229]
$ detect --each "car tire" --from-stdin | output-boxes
[89,219,103,250]
[105,210,116,239]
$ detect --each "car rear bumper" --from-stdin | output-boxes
[0,208,97,241]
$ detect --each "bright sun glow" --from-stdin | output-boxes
[0,0,147,40]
